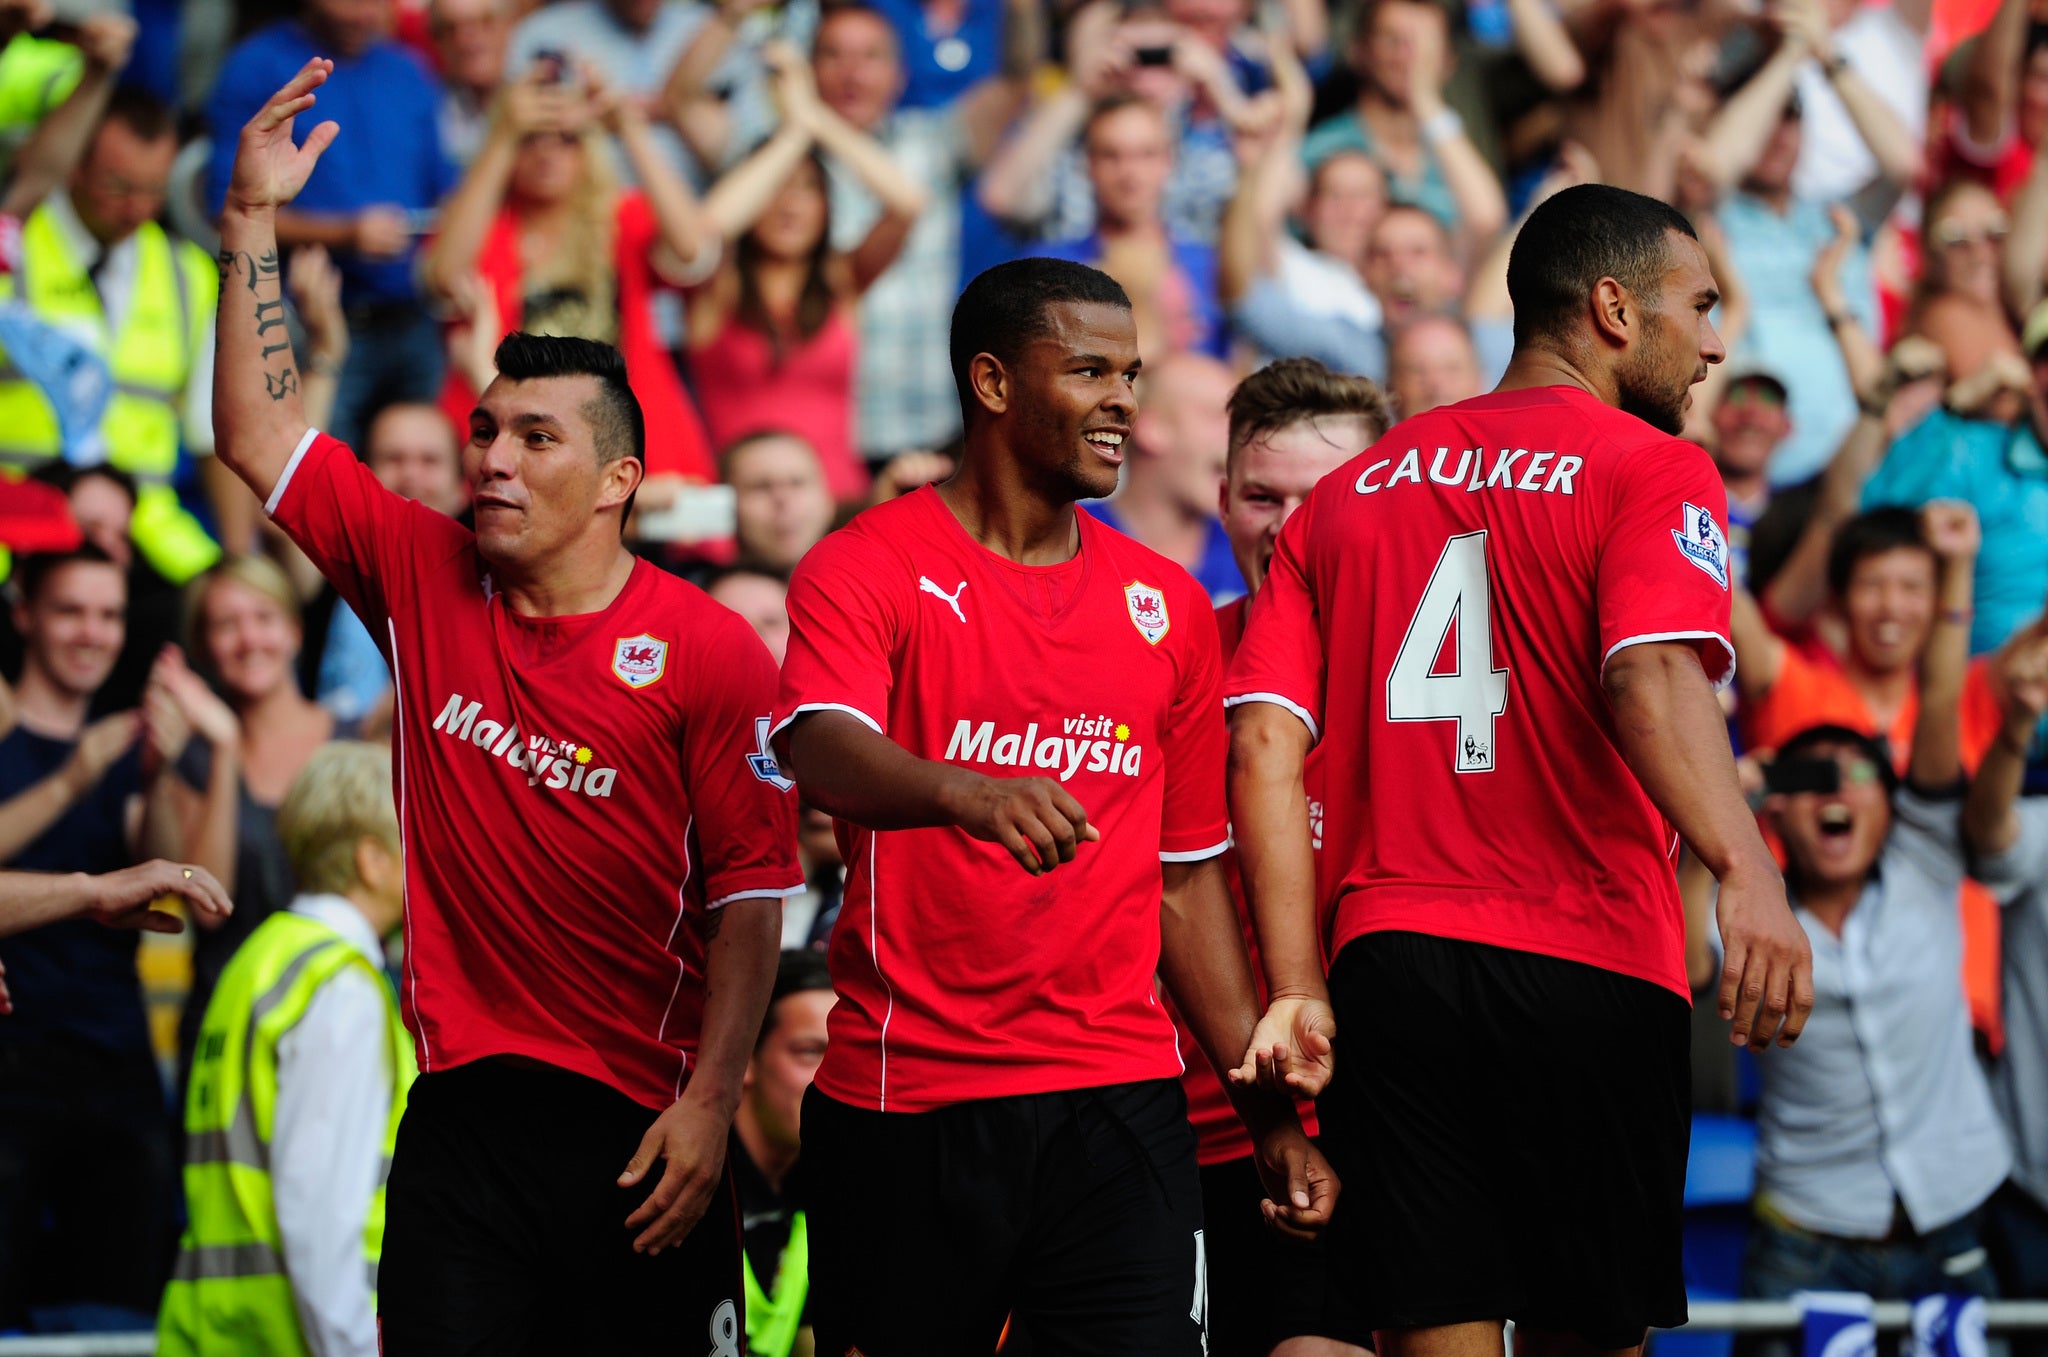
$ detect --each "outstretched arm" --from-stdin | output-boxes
[214,59,341,500]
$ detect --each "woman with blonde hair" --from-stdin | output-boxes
[423,59,719,490]
[172,553,355,1083]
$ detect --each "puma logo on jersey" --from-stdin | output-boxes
[919,576,967,622]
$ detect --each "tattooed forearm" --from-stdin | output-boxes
[264,369,299,401]
[224,246,300,400]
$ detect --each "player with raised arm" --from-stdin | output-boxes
[211,63,800,1352]
[772,258,1337,1357]
[1226,184,1814,1357]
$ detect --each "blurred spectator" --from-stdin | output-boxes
[1040,94,1225,360]
[1300,0,1508,253]
[706,566,792,665]
[423,62,718,488]
[1938,0,2047,202]
[316,403,466,723]
[690,44,926,503]
[869,0,1013,111]
[508,0,715,183]
[659,0,822,179]
[1088,351,1240,602]
[1701,22,1892,488]
[1732,507,2001,764]
[1963,622,2048,1298]
[157,741,412,1357]
[0,549,220,1331]
[1366,203,1514,383]
[976,0,1262,247]
[205,0,459,450]
[0,858,229,947]
[813,0,1025,466]
[1,88,233,582]
[1787,0,1929,207]
[790,801,844,949]
[1907,179,2023,385]
[175,554,356,1088]
[0,14,139,222]
[729,950,834,1357]
[725,431,839,575]
[1861,307,2048,654]
[1744,505,2006,1304]
[1387,312,1483,418]
[428,0,515,167]
[1710,366,1793,586]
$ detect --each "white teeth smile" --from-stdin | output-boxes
[1086,432,1123,447]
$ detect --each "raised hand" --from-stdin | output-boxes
[1922,498,1983,565]
[1809,203,1859,313]
[73,13,137,72]
[154,649,241,750]
[225,58,341,216]
[288,244,347,362]
[65,710,139,794]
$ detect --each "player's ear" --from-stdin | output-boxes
[595,452,644,516]
[970,352,1010,416]
[1590,276,1631,350]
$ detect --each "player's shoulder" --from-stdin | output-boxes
[791,493,924,584]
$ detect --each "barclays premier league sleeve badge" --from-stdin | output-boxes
[1672,503,1730,589]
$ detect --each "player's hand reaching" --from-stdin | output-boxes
[1251,1119,1340,1241]
[225,58,340,216]
[945,772,1100,874]
[1714,859,1813,1049]
[85,860,233,934]
[1230,995,1335,1098]
[618,1096,729,1255]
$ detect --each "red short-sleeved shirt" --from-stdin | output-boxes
[268,431,802,1109]
[772,487,1229,1112]
[1225,387,1736,999]
[1171,597,1322,1166]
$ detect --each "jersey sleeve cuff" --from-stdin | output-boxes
[265,427,322,517]
[1601,630,1737,692]
[1160,838,1230,863]
[769,702,884,743]
[1223,692,1321,743]
[706,882,807,910]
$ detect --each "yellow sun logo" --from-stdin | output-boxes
[1113,723,1130,742]
[574,747,594,765]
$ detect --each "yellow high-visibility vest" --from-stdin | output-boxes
[0,202,220,582]
[157,910,415,1357]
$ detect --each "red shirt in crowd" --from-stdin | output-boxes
[773,487,1229,1112]
[1225,387,1735,999]
[439,191,717,484]
[691,309,869,503]
[1170,596,1322,1167]
[268,430,802,1110]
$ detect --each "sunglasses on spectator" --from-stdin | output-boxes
[1932,219,2009,249]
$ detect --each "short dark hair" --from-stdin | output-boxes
[1775,722,1900,797]
[949,259,1131,424]
[757,949,834,1046]
[1506,184,1699,349]
[1226,358,1390,469]
[817,0,898,41]
[16,545,120,606]
[31,461,137,506]
[1826,507,1933,598]
[493,333,644,523]
[99,85,176,144]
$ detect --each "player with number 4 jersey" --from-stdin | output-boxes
[1225,186,1814,1355]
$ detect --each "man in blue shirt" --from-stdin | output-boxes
[205,0,457,448]
[0,549,227,1330]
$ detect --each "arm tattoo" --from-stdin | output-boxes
[227,246,302,400]
[264,369,299,401]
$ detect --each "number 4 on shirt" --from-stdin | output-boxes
[1388,532,1510,774]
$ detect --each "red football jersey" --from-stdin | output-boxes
[268,432,803,1110]
[1171,597,1322,1166]
[1225,387,1734,999]
[773,487,1230,1112]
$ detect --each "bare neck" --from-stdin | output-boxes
[12,665,89,740]
[236,682,319,742]
[734,1102,799,1194]
[498,541,638,618]
[1844,655,1916,725]
[1796,877,1865,937]
[936,450,1080,566]
[1495,345,1616,407]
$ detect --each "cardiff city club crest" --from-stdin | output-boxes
[611,633,669,690]
[1124,581,1170,645]
[1671,502,1730,589]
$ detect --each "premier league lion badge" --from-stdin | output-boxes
[1124,581,1170,645]
[611,633,669,690]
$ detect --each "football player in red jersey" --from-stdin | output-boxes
[773,258,1336,1356]
[1172,358,1388,1357]
[210,64,799,1352]
[1228,185,1814,1357]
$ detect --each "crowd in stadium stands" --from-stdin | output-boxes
[10,0,2048,1344]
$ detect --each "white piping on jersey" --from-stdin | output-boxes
[662,816,696,1099]
[1160,840,1231,863]
[1223,692,1322,744]
[1600,630,1737,692]
[769,702,884,746]
[871,831,894,1111]
[266,427,321,516]
[388,617,426,1072]
[708,884,807,909]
